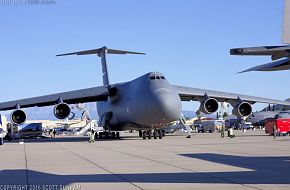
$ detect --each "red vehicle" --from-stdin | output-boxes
[265,118,290,135]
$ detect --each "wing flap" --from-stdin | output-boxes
[0,86,109,111]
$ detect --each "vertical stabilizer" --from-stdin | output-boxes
[282,0,290,43]
[57,47,145,86]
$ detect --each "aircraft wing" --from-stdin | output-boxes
[230,46,290,72]
[173,85,290,105]
[238,58,290,73]
[0,86,109,111]
[230,45,290,61]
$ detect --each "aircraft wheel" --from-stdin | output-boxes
[99,132,103,139]
[153,130,157,139]
[116,132,120,139]
[148,130,152,139]
[105,132,109,138]
[112,132,116,139]
[158,130,163,139]
[142,131,147,140]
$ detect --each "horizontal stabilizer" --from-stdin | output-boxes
[283,0,290,44]
[230,45,290,60]
[56,46,145,57]
[238,58,290,73]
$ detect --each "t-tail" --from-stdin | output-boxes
[56,46,145,86]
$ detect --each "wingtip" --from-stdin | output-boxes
[56,53,77,57]
[236,71,246,74]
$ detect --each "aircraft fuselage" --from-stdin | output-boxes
[97,72,182,131]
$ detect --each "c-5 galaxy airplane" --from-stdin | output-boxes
[1,46,290,139]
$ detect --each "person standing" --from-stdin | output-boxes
[221,125,225,138]
[53,129,56,138]
[88,129,95,143]
[0,129,4,145]
[50,129,53,138]
[273,124,277,139]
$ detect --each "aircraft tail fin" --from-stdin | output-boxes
[282,0,290,44]
[57,46,145,86]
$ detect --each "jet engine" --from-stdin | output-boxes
[232,102,252,117]
[54,103,71,119]
[11,109,26,125]
[199,97,219,114]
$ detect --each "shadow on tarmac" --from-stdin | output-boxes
[5,136,143,144]
[1,154,290,185]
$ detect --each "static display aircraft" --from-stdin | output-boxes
[246,111,279,126]
[230,0,290,73]
[247,110,290,126]
[230,46,290,73]
[1,46,290,140]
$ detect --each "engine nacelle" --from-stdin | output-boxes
[232,102,252,117]
[54,103,71,119]
[199,98,219,114]
[11,109,26,125]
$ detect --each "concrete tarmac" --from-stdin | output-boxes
[0,130,290,190]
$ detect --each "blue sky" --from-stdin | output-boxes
[0,0,289,114]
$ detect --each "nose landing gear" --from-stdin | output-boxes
[97,112,120,140]
[139,129,165,140]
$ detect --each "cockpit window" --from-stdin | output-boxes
[149,73,166,80]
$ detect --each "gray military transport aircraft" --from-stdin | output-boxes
[1,46,290,139]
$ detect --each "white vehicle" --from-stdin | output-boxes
[242,122,254,130]
[200,120,225,133]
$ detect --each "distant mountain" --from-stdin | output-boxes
[182,110,196,118]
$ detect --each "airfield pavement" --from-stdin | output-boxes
[0,130,290,190]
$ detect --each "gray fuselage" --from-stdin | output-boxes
[246,111,279,126]
[97,72,182,131]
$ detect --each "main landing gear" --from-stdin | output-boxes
[97,131,120,139]
[139,130,165,140]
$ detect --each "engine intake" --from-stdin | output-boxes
[232,102,252,117]
[11,109,26,125]
[54,103,71,119]
[199,98,219,114]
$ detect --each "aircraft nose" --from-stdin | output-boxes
[154,88,182,123]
